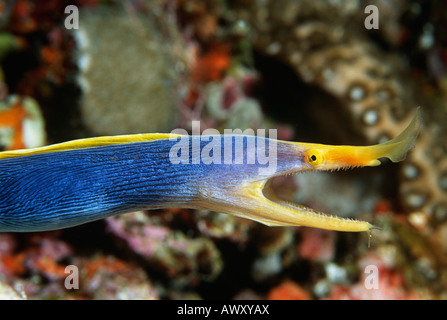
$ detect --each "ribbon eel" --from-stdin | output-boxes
[0,109,421,232]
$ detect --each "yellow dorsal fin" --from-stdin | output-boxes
[0,133,183,160]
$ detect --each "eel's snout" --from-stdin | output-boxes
[291,107,421,172]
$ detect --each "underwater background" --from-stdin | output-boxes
[0,0,446,299]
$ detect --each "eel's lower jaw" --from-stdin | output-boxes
[230,178,374,232]
[194,175,373,232]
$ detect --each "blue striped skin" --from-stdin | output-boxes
[0,135,302,232]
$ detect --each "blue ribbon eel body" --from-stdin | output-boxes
[0,109,421,233]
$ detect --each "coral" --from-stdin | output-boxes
[76,255,158,300]
[105,211,223,288]
[194,210,253,243]
[297,228,335,263]
[203,68,265,131]
[326,252,420,300]
[0,233,70,282]
[267,279,310,300]
[250,226,294,281]
[191,42,231,85]
[7,0,37,34]
[0,95,46,150]
[73,4,183,136]
[0,280,23,299]
[177,0,221,43]
[0,231,158,299]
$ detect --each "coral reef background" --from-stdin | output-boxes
[0,0,447,299]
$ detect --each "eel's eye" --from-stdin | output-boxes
[306,149,324,166]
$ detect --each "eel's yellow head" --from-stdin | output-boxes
[297,108,421,172]
[193,108,422,232]
[298,143,383,171]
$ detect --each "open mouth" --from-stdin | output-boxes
[216,108,421,232]
[248,174,374,232]
[198,169,374,232]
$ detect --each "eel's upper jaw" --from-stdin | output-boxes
[295,106,422,171]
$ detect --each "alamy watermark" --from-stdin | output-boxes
[64,265,79,290]
[364,264,380,290]
[168,121,278,175]
[64,5,79,30]
[62,3,379,33]
[364,5,379,30]
[62,263,381,292]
